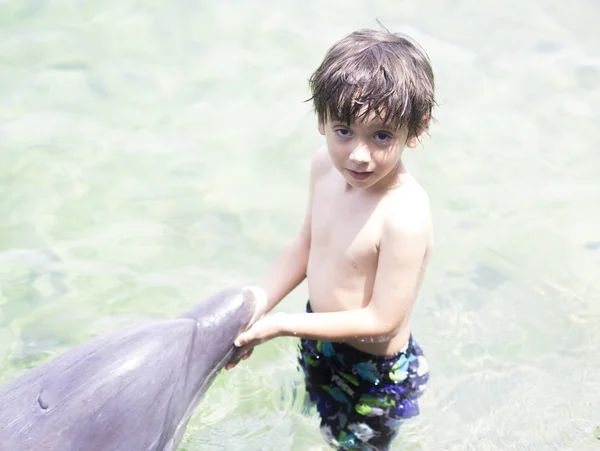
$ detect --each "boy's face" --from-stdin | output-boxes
[318,112,422,190]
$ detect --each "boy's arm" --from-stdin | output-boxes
[235,205,431,345]
[259,148,329,314]
[226,150,329,370]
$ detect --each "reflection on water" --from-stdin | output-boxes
[1,0,599,449]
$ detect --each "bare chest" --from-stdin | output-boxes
[310,179,382,271]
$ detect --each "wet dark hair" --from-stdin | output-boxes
[309,29,435,138]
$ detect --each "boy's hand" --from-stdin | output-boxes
[225,346,255,370]
[225,312,288,370]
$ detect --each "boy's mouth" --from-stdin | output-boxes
[347,169,373,181]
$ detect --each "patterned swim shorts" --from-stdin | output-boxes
[297,303,429,450]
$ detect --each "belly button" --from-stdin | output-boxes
[352,261,358,269]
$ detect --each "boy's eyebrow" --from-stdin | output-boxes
[369,122,397,131]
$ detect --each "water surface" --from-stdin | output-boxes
[1,1,599,449]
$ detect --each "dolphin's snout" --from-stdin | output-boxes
[246,286,267,325]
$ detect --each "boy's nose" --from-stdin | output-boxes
[349,144,371,164]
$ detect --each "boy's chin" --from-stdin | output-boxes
[344,174,377,189]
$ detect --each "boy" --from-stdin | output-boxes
[227,28,435,450]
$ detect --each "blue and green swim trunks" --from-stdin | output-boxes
[297,302,429,450]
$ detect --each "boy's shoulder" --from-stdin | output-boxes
[309,147,333,180]
[381,176,432,236]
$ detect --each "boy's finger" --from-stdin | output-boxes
[226,344,254,370]
[227,352,245,368]
[234,333,250,347]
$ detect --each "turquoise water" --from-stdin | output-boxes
[1,1,599,449]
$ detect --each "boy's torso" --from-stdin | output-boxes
[306,152,432,356]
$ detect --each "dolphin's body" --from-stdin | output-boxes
[0,286,266,451]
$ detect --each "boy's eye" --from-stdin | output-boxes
[335,129,351,137]
[374,132,392,142]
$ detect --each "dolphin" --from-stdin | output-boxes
[0,285,267,451]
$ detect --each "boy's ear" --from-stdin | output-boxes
[406,114,430,148]
[318,120,325,135]
[406,135,421,148]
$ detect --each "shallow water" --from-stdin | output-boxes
[1,0,599,449]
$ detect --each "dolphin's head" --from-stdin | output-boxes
[169,285,267,444]
[180,285,267,347]
[178,284,267,381]
[0,286,268,451]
